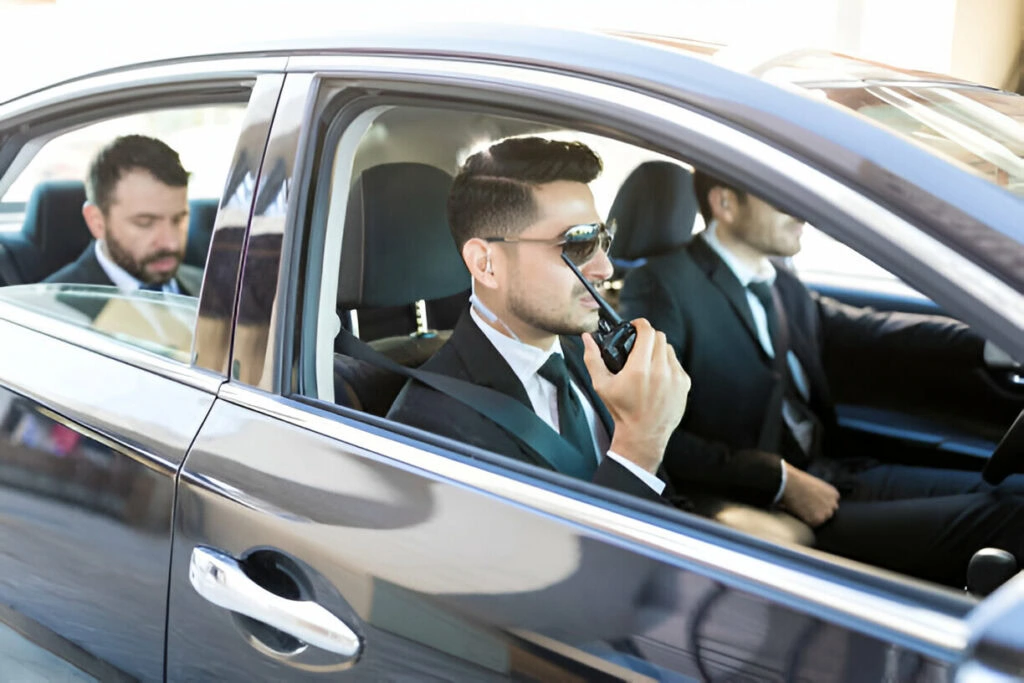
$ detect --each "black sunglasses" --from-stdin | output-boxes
[483,220,616,266]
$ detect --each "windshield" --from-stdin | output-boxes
[809,84,1024,198]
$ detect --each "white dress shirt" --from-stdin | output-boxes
[701,223,814,502]
[94,241,180,294]
[469,306,665,494]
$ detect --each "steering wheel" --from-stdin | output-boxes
[982,407,1024,485]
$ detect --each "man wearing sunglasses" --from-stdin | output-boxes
[388,137,690,502]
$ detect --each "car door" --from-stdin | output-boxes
[161,63,992,681]
[0,65,282,680]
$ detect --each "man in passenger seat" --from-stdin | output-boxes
[45,135,201,296]
[620,169,1024,586]
[388,137,691,504]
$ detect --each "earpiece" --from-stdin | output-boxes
[485,251,493,275]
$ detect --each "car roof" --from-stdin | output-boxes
[4,21,1020,285]
[1,22,982,107]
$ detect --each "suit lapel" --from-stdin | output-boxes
[449,310,606,478]
[449,310,534,409]
[77,244,116,287]
[688,236,764,355]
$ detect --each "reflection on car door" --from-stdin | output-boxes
[168,389,964,681]
[0,317,217,681]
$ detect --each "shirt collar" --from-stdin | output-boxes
[469,305,562,388]
[701,221,776,287]
[94,241,179,294]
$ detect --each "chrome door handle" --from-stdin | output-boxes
[189,546,360,657]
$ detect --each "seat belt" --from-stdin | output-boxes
[335,330,596,479]
[0,244,22,286]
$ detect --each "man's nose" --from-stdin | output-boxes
[582,243,614,282]
[154,220,183,252]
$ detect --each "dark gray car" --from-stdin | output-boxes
[0,25,1021,682]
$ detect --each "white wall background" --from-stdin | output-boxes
[1,0,1021,91]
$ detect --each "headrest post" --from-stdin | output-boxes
[414,299,429,336]
[348,310,361,339]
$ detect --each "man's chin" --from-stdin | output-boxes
[142,266,180,285]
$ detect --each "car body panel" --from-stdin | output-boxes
[0,315,215,681]
[169,391,962,681]
[0,26,1019,681]
[193,73,285,377]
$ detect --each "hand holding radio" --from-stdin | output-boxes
[583,319,690,473]
[564,254,690,472]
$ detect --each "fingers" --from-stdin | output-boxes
[625,318,656,371]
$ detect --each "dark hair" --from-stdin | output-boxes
[86,134,189,213]
[447,137,603,250]
[692,169,747,225]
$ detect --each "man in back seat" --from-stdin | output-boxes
[45,135,201,295]
[388,137,691,503]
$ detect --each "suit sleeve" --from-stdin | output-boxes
[816,294,985,367]
[593,457,665,503]
[621,266,785,508]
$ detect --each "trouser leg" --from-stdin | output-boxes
[815,489,1024,586]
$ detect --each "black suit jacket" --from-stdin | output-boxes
[43,243,203,322]
[387,309,666,504]
[620,233,984,507]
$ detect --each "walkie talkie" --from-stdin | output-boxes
[561,253,636,373]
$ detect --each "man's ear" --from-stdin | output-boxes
[82,203,106,241]
[462,237,498,290]
[707,186,737,225]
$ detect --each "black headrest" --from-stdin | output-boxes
[185,198,218,267]
[23,180,92,272]
[338,163,469,309]
[607,161,698,265]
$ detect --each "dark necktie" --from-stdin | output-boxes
[139,281,165,292]
[538,354,599,476]
[747,281,780,353]
[747,280,821,464]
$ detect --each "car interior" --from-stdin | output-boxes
[300,102,1024,585]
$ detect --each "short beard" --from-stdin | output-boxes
[507,283,598,338]
[104,233,181,285]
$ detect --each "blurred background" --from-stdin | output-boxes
[2,0,1022,93]
[2,0,1020,285]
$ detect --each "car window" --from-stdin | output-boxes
[302,103,685,407]
[790,223,930,301]
[0,97,250,365]
[0,105,246,228]
[0,284,198,363]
